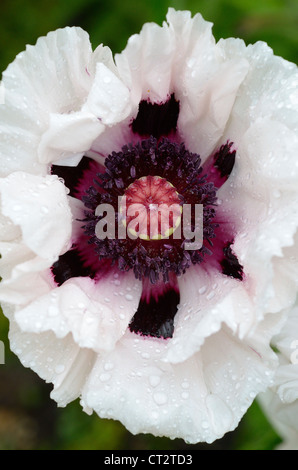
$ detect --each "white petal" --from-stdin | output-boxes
[14,272,142,353]
[268,235,298,314]
[0,211,21,241]
[0,27,95,174]
[0,266,52,305]
[115,19,175,106]
[237,117,298,191]
[166,253,282,364]
[222,39,298,142]
[116,8,249,159]
[220,119,298,263]
[258,301,298,448]
[82,322,276,444]
[0,241,33,280]
[166,267,234,363]
[7,312,95,408]
[82,63,132,125]
[0,172,72,260]
[88,44,119,77]
[177,55,249,158]
[166,10,249,158]
[258,389,298,450]
[38,111,104,165]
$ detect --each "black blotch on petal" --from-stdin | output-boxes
[51,249,95,286]
[214,142,236,180]
[221,242,244,280]
[51,156,92,197]
[131,94,180,139]
[129,287,180,339]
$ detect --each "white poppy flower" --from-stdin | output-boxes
[1,8,298,444]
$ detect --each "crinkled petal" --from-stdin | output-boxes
[0,255,53,305]
[116,8,249,159]
[81,322,277,444]
[115,19,176,106]
[0,241,34,280]
[6,308,96,408]
[258,388,298,450]
[0,27,95,174]
[14,272,142,353]
[221,39,298,141]
[167,9,249,157]
[0,27,122,172]
[176,53,249,159]
[268,233,298,314]
[258,299,298,449]
[0,211,21,242]
[166,255,283,364]
[38,111,104,165]
[82,63,131,125]
[0,172,72,261]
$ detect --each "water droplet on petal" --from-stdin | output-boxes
[153,392,168,405]
[55,364,65,374]
[99,373,111,382]
[149,375,161,388]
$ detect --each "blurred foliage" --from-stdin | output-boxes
[0,0,297,74]
[0,0,294,450]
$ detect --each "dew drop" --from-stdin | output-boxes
[55,364,65,374]
[153,392,168,405]
[181,380,190,389]
[141,352,150,359]
[206,291,215,300]
[99,372,111,382]
[149,375,161,388]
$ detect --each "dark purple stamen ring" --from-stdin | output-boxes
[82,137,219,284]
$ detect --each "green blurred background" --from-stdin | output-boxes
[0,0,297,451]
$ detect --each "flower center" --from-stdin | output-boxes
[81,137,219,284]
[120,175,182,240]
